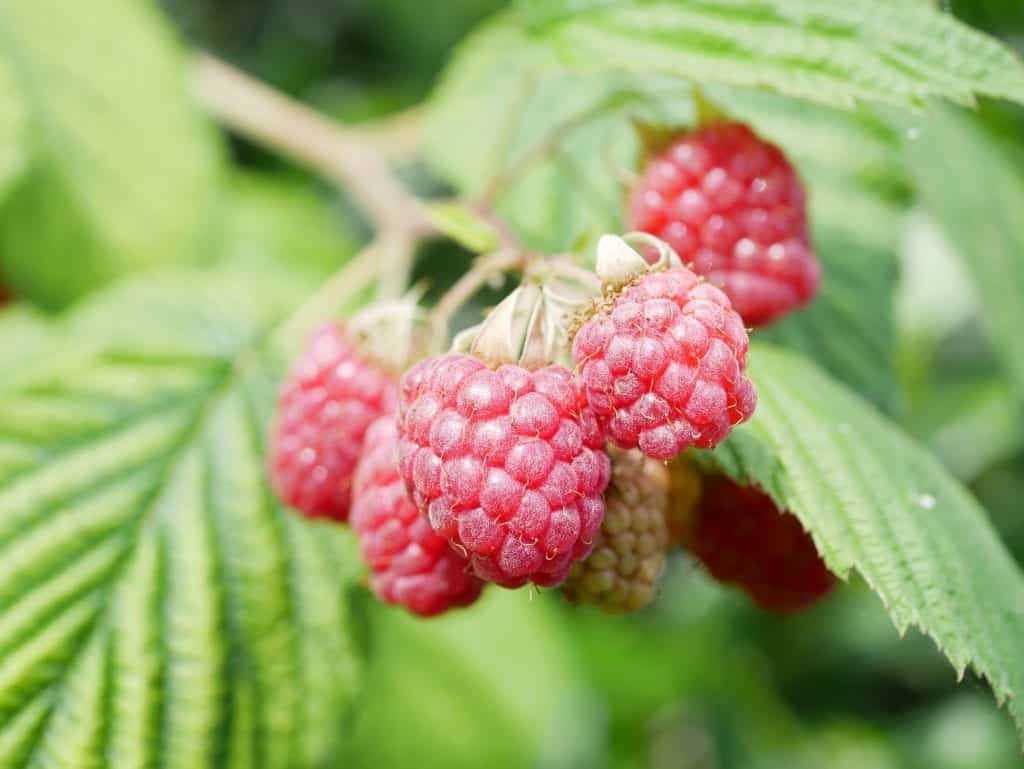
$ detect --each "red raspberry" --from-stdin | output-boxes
[352,417,483,616]
[0,284,11,306]
[689,476,835,613]
[270,322,397,521]
[572,267,756,460]
[629,122,820,326]
[397,354,611,588]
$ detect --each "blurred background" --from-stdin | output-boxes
[2,1,1023,767]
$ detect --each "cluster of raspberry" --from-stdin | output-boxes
[268,122,833,617]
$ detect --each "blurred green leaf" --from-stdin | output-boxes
[425,201,502,253]
[217,173,360,276]
[905,107,1024,402]
[349,591,601,769]
[761,176,903,412]
[910,374,1022,482]
[0,0,222,309]
[516,0,1024,110]
[425,15,692,251]
[904,693,1022,769]
[0,270,364,769]
[0,60,27,205]
[898,211,979,346]
[0,306,62,386]
[709,344,1024,740]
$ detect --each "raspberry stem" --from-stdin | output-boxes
[272,238,391,354]
[194,53,431,300]
[430,248,525,344]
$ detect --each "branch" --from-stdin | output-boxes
[193,54,432,299]
[431,249,524,340]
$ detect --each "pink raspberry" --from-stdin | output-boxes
[572,267,756,460]
[397,354,611,589]
[629,122,820,326]
[270,322,397,521]
[352,417,483,616]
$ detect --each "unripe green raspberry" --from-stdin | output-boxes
[562,448,671,613]
[665,457,703,546]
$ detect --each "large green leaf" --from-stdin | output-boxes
[0,271,363,769]
[707,344,1024,737]
[350,592,602,769]
[216,173,361,278]
[425,16,692,251]
[904,106,1024,402]
[516,0,1024,110]
[0,0,222,309]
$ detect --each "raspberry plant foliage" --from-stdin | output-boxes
[4,0,1024,765]
[0,0,221,310]
[0,273,363,769]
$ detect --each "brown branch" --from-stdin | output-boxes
[193,54,434,299]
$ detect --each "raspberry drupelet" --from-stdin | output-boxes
[270,322,398,521]
[351,417,483,616]
[397,354,611,589]
[629,122,820,327]
[689,475,835,613]
[572,265,756,461]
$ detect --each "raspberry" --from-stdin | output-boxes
[689,476,835,613]
[562,449,671,613]
[629,122,820,326]
[572,267,756,460]
[0,285,10,306]
[270,322,397,521]
[352,417,483,616]
[665,457,702,546]
[397,353,611,588]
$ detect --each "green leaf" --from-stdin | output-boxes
[216,173,361,277]
[0,307,62,387]
[350,591,601,769]
[516,0,1024,110]
[0,270,363,769]
[425,15,693,251]
[904,106,1024,402]
[0,59,28,204]
[0,0,222,309]
[709,344,1024,737]
[761,175,903,412]
[424,202,502,253]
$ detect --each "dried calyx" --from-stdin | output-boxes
[455,256,603,370]
[595,232,682,287]
[454,233,684,371]
[347,291,434,375]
